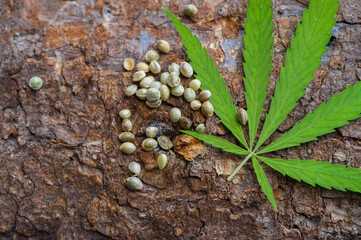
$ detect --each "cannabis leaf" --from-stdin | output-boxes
[163,0,361,212]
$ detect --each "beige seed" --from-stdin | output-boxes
[190,100,201,110]
[120,142,136,154]
[169,107,182,122]
[119,109,131,119]
[118,132,135,142]
[125,177,142,190]
[167,72,180,88]
[136,62,150,72]
[189,79,201,91]
[122,119,133,132]
[146,127,158,138]
[157,40,170,53]
[184,4,198,17]
[160,84,170,101]
[184,88,196,102]
[171,85,184,97]
[145,50,159,62]
[179,116,192,129]
[195,124,206,133]
[140,76,155,89]
[157,136,173,150]
[199,90,212,102]
[146,88,161,101]
[142,138,158,151]
[128,162,141,176]
[125,84,138,97]
[160,72,170,84]
[150,60,161,74]
[133,71,146,82]
[146,99,162,108]
[150,81,162,89]
[201,101,214,118]
[123,58,134,71]
[157,154,168,170]
[237,108,248,125]
[180,62,193,78]
[135,88,147,100]
[168,63,180,75]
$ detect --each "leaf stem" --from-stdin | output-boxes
[227,152,254,181]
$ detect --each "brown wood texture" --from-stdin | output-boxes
[0,0,361,239]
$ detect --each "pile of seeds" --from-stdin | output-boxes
[126,161,142,190]
[119,109,137,154]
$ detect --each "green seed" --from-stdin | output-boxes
[29,76,43,90]
[135,88,147,100]
[167,72,180,88]
[118,132,135,142]
[146,88,161,101]
[160,72,170,84]
[145,50,159,62]
[157,154,168,170]
[122,119,133,132]
[140,76,155,89]
[133,71,146,82]
[142,138,158,151]
[195,124,206,133]
[184,88,196,102]
[169,107,182,122]
[184,4,198,17]
[190,100,201,110]
[136,62,150,72]
[125,84,138,97]
[150,60,161,74]
[125,177,143,190]
[201,101,214,118]
[189,79,201,91]
[160,84,170,101]
[120,142,136,154]
[171,85,184,97]
[157,136,173,150]
[119,109,131,119]
[180,62,193,78]
[146,99,162,108]
[128,161,141,176]
[237,108,248,125]
[168,63,180,75]
[146,127,158,138]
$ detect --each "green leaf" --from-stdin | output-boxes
[259,156,361,193]
[163,8,249,150]
[243,0,274,149]
[252,156,278,211]
[180,130,248,155]
[259,81,361,154]
[255,0,340,151]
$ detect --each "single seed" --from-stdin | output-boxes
[122,119,133,131]
[160,84,170,101]
[168,63,180,75]
[146,88,161,101]
[180,62,193,78]
[125,177,143,190]
[120,142,136,154]
[133,71,146,82]
[190,100,201,110]
[171,85,184,97]
[150,81,162,89]
[169,107,182,122]
[157,154,168,170]
[184,88,196,102]
[157,136,173,150]
[119,109,131,119]
[179,116,192,129]
[140,76,155,89]
[150,60,161,74]
[136,62,150,72]
[167,72,180,88]
[118,132,135,142]
[146,127,158,138]
[29,76,43,90]
[145,50,159,62]
[237,108,248,125]
[123,58,134,71]
[142,138,158,151]
[199,90,212,102]
[128,161,141,176]
[135,88,147,100]
[189,79,201,91]
[157,40,170,53]
[184,4,198,17]
[125,84,138,97]
[201,101,214,118]
[146,99,162,108]
[195,123,206,133]
[160,72,170,84]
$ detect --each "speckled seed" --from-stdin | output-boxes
[133,71,146,82]
[120,142,136,154]
[122,119,133,131]
[171,85,184,97]
[146,99,162,108]
[146,127,158,138]
[157,40,170,53]
[184,88,196,102]
[119,109,131,119]
[118,132,135,142]
[136,62,150,72]
[146,88,161,101]
[180,62,193,78]
[140,76,155,89]
[184,4,198,17]
[128,161,141,176]
[29,76,43,90]
[145,50,159,62]
[190,100,201,110]
[150,81,162,89]
[160,72,170,84]
[157,136,173,150]
[123,58,134,71]
[199,90,212,102]
[189,79,201,91]
[195,123,206,133]
[168,63,180,75]
[150,60,161,74]
[160,85,170,101]
[169,107,182,122]
[125,177,142,190]
[179,116,192,129]
[201,101,214,118]
[135,88,147,100]
[237,108,248,125]
[142,138,158,151]
[125,84,138,97]
[157,154,168,170]
[167,72,180,87]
